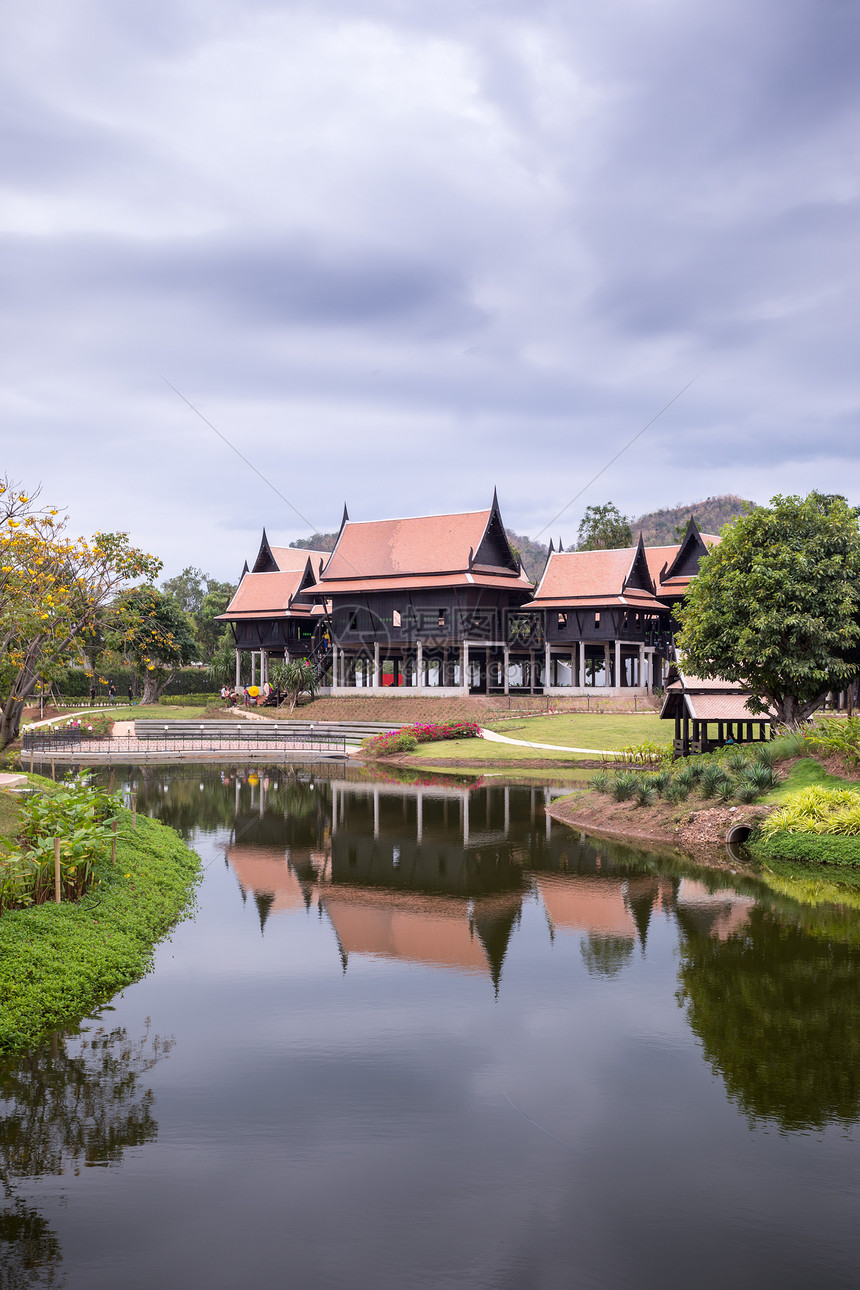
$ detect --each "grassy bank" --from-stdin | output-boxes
[0,800,201,1054]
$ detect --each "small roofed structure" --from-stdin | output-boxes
[661,671,775,756]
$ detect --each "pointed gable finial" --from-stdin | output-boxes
[558,537,564,554]
[548,538,555,555]
[240,559,249,578]
[341,502,349,527]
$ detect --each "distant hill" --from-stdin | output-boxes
[506,530,549,582]
[632,495,755,546]
[289,532,338,553]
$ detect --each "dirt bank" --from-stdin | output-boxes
[548,788,770,850]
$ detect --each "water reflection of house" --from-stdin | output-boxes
[674,879,754,941]
[319,888,522,984]
[226,844,328,929]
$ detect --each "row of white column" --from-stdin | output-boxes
[234,649,276,688]
[328,639,654,691]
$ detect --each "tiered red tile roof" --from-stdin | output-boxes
[220,547,329,620]
[310,509,533,594]
[524,547,666,611]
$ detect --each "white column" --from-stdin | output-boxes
[235,649,241,687]
[639,642,646,690]
[462,641,469,692]
[503,644,510,695]
[544,641,551,691]
[416,639,423,691]
[373,642,380,689]
[251,652,257,687]
[604,642,610,687]
[614,639,621,692]
[579,640,586,688]
[332,644,340,691]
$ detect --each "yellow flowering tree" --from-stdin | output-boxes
[0,478,161,749]
[107,586,197,705]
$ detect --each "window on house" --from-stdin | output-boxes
[594,612,601,628]
[347,611,358,632]
[393,609,401,628]
[437,608,447,628]
[557,612,567,629]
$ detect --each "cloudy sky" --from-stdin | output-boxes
[2,0,859,579]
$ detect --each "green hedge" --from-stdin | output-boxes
[159,693,221,707]
[51,667,215,699]
[0,806,202,1054]
[748,830,860,867]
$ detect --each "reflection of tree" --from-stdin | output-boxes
[0,1022,173,1288]
[678,907,860,1130]
[0,1201,63,1288]
[580,934,635,978]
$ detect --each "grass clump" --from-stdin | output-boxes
[760,785,860,837]
[609,771,639,802]
[633,780,657,807]
[591,771,611,794]
[0,805,201,1055]
[699,764,732,799]
[664,780,690,804]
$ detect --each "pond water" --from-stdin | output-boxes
[3,764,860,1290]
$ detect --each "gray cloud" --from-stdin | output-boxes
[1,0,860,576]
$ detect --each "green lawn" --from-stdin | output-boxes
[483,713,670,749]
[766,757,860,804]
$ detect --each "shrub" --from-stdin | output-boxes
[745,762,777,792]
[621,740,673,766]
[674,767,697,793]
[685,758,706,782]
[753,744,777,768]
[761,785,860,837]
[591,771,611,794]
[804,717,860,766]
[699,764,732,799]
[726,751,751,775]
[0,774,119,913]
[735,782,760,804]
[717,780,736,803]
[664,780,690,804]
[361,729,419,757]
[609,771,639,802]
[60,714,114,737]
[633,781,657,807]
[652,770,673,796]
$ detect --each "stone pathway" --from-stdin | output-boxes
[479,728,624,758]
[24,709,104,729]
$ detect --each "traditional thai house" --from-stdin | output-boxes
[523,535,673,694]
[218,532,331,686]
[220,507,721,697]
[660,672,775,754]
[305,492,537,695]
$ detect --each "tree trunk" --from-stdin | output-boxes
[140,669,175,706]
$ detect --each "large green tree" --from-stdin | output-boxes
[675,492,860,725]
[576,503,633,551]
[160,566,234,662]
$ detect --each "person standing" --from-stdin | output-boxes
[108,682,117,703]
[89,682,96,705]
[127,684,134,705]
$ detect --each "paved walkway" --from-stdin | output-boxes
[479,728,624,757]
[24,709,104,730]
